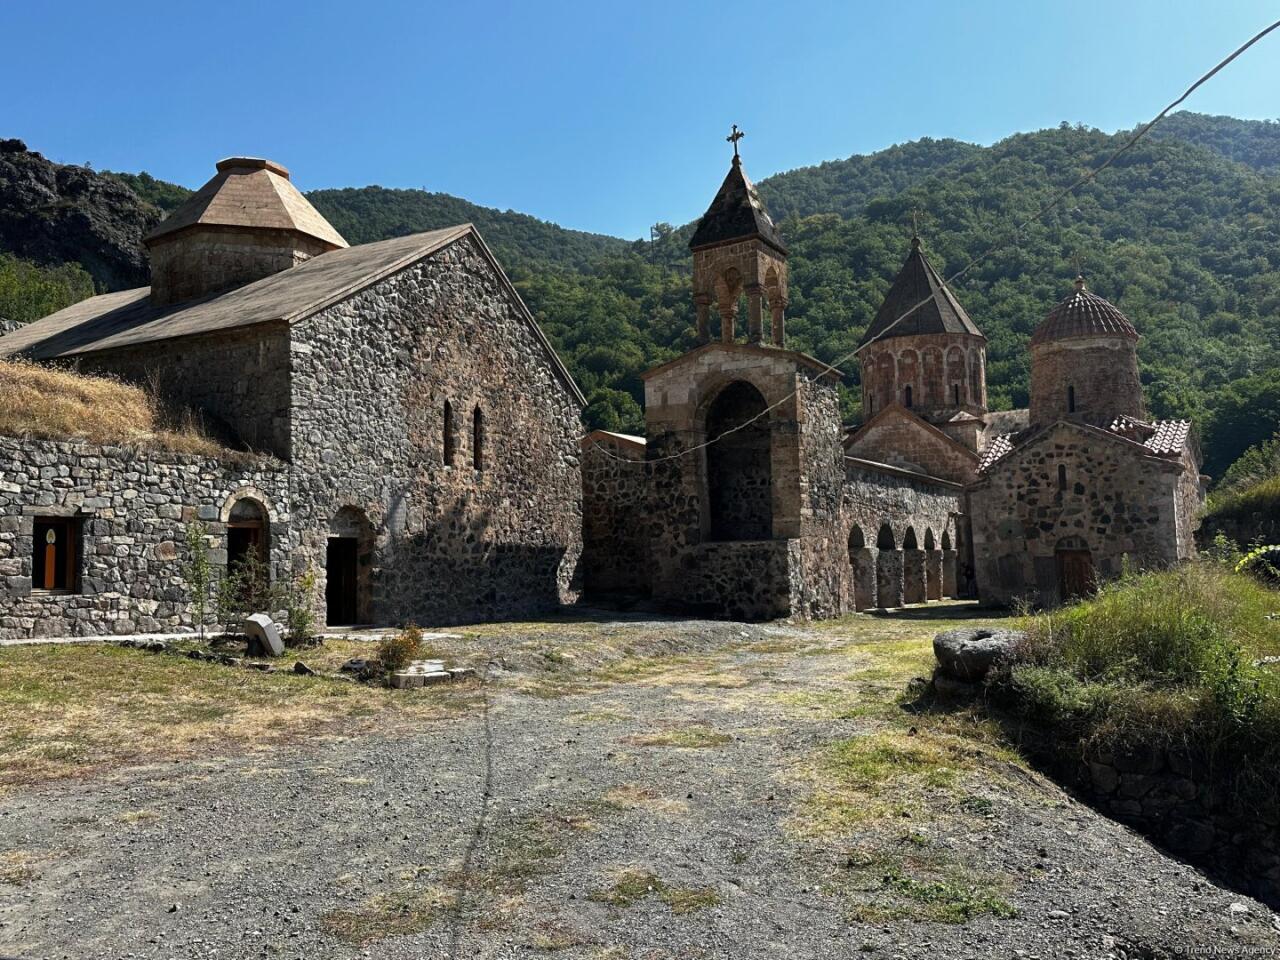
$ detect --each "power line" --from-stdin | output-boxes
[586,17,1280,467]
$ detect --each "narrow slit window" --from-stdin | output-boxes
[1067,384,1076,413]
[472,406,485,471]
[444,400,457,465]
[904,385,913,408]
[952,383,960,406]
[1058,464,1068,491]
[32,517,82,593]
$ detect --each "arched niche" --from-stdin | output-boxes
[704,380,773,542]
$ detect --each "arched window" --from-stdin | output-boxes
[924,529,936,551]
[227,498,269,593]
[472,406,485,471]
[848,525,866,560]
[902,527,918,552]
[941,531,952,551]
[706,380,772,541]
[876,523,895,550]
[904,385,913,408]
[443,400,457,465]
[1067,385,1076,413]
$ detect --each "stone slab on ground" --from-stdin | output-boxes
[244,614,284,657]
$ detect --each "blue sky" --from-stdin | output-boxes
[3,0,1278,239]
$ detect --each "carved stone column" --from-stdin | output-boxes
[694,295,711,345]
[770,301,786,347]
[719,298,738,343]
[745,284,764,344]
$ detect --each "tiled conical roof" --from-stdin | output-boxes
[145,157,347,249]
[1030,277,1138,346]
[688,155,787,254]
[858,236,982,347]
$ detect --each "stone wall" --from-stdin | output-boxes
[969,421,1193,606]
[287,233,583,627]
[846,408,978,484]
[76,323,292,458]
[858,333,987,419]
[148,228,333,307]
[580,432,650,596]
[0,436,288,639]
[1029,337,1144,428]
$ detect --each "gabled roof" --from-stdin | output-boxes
[146,157,348,250]
[0,224,586,407]
[858,237,982,348]
[688,156,787,254]
[582,430,646,456]
[844,403,979,463]
[976,416,1193,475]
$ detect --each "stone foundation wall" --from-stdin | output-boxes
[0,436,288,639]
[1020,732,1279,908]
[580,433,650,596]
[676,540,796,621]
[288,233,583,627]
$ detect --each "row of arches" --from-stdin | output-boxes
[847,521,959,610]
[861,342,986,415]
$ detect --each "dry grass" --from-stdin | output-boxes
[0,357,228,457]
[0,643,477,789]
[0,850,41,885]
[589,868,721,914]
[319,882,457,945]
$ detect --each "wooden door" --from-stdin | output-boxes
[1057,550,1095,602]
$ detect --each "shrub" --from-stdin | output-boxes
[378,625,424,674]
[283,567,318,647]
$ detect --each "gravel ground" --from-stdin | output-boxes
[1,612,1278,960]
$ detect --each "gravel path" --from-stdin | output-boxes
[1,616,1277,959]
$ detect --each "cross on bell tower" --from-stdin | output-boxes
[687,128,789,348]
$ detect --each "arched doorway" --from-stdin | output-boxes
[327,506,373,626]
[902,527,926,604]
[226,497,269,591]
[1056,536,1095,603]
[848,525,876,611]
[875,523,903,609]
[705,380,772,541]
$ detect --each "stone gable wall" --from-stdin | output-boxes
[969,424,1188,606]
[0,436,288,639]
[76,323,293,458]
[580,435,650,596]
[287,234,583,627]
[846,411,978,484]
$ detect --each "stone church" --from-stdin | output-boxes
[582,145,1205,616]
[0,157,584,638]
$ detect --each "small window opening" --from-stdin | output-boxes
[33,517,81,593]
[904,385,913,408]
[952,383,960,406]
[1058,464,1068,491]
[472,406,485,471]
[444,400,457,465]
[868,394,875,414]
[1067,384,1076,413]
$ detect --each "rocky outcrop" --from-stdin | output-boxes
[0,138,159,290]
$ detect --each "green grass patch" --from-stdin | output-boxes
[832,851,1016,924]
[590,868,721,914]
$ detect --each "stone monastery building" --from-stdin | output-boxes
[581,148,1206,618]
[0,148,1205,638]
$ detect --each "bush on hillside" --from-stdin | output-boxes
[992,564,1280,808]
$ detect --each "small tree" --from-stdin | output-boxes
[183,521,212,641]
[283,566,317,647]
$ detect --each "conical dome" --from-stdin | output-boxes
[1030,277,1138,346]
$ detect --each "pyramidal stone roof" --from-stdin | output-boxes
[146,157,348,249]
[688,155,787,254]
[1030,277,1138,346]
[858,236,982,348]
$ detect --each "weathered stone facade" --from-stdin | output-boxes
[286,235,583,627]
[0,436,288,639]
[580,431,650,596]
[1,158,586,633]
[968,421,1200,606]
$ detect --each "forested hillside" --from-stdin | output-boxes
[2,112,1278,476]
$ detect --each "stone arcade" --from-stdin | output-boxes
[0,157,584,638]
[581,144,1205,617]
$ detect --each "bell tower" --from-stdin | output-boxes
[688,126,789,347]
